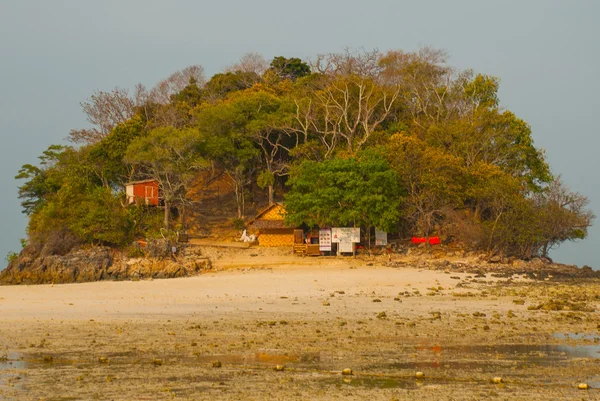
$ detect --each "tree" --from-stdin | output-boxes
[293,74,400,157]
[69,87,141,145]
[285,149,403,234]
[203,71,261,101]
[150,65,206,105]
[269,56,311,81]
[125,127,209,228]
[386,134,465,236]
[87,115,145,188]
[227,52,269,76]
[231,90,296,205]
[533,176,595,257]
[291,50,404,157]
[15,145,69,215]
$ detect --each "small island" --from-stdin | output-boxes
[1,50,598,400]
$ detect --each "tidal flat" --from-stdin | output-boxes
[1,259,599,400]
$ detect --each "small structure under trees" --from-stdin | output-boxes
[125,179,160,206]
[247,203,295,247]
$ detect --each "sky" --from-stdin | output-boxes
[1,0,598,269]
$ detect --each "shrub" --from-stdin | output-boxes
[232,218,245,230]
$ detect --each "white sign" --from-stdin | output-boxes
[375,229,387,246]
[339,241,354,253]
[331,227,360,243]
[319,229,332,251]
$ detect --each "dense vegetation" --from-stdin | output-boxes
[15,49,594,259]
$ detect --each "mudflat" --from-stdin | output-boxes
[1,253,599,400]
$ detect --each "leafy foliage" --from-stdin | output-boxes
[285,150,403,232]
[15,48,593,258]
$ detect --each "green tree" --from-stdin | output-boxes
[285,149,403,234]
[15,145,67,215]
[268,56,311,81]
[125,127,209,228]
[87,115,145,188]
[386,134,465,236]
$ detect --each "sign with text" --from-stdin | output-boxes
[319,229,332,251]
[375,229,387,246]
[331,227,360,243]
[339,241,354,253]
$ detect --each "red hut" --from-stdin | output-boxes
[125,179,160,206]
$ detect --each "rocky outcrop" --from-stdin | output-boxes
[385,253,600,280]
[0,244,211,285]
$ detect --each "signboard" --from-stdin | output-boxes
[331,227,360,243]
[339,241,354,253]
[319,229,332,251]
[375,229,387,246]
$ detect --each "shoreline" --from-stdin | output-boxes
[1,258,599,400]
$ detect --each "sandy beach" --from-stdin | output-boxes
[1,252,599,400]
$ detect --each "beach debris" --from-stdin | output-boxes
[376,311,387,319]
[372,299,382,303]
[212,360,222,368]
[151,358,163,366]
[322,301,330,306]
[274,365,285,372]
[98,357,109,364]
[342,368,353,375]
[415,371,425,379]
[578,383,589,390]
[43,355,53,363]
[492,377,503,384]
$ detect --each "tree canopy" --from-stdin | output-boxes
[14,49,594,259]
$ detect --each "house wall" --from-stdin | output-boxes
[258,228,295,247]
[129,181,159,205]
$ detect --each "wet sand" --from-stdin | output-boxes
[1,257,599,400]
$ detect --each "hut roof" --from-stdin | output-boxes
[124,179,159,186]
[247,203,290,229]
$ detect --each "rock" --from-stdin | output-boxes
[274,365,285,372]
[489,256,501,263]
[342,368,353,375]
[578,383,589,390]
[0,245,211,285]
[492,377,502,384]
[212,361,222,368]
[415,371,424,379]
[376,312,387,319]
[322,301,330,306]
[151,359,163,366]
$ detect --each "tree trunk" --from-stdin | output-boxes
[164,201,170,229]
[268,185,274,205]
[180,204,186,230]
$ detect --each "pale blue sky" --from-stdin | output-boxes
[1,0,598,268]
